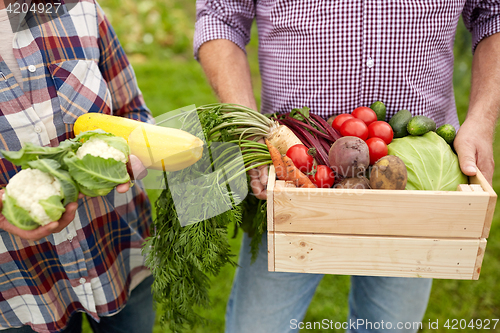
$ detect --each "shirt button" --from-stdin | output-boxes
[366,58,374,68]
[67,234,74,242]
[34,126,42,133]
[28,65,36,73]
[79,277,86,284]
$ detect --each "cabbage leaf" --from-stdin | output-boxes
[64,131,130,197]
[1,141,78,167]
[1,194,39,230]
[388,131,467,191]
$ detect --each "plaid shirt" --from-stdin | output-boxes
[0,1,154,332]
[194,0,500,129]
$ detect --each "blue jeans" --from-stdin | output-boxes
[226,234,432,333]
[6,275,155,333]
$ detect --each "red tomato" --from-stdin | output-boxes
[340,118,369,140]
[332,114,354,132]
[308,165,335,188]
[352,107,377,126]
[286,144,314,173]
[366,137,388,165]
[368,121,394,144]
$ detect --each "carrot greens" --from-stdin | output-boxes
[144,104,272,332]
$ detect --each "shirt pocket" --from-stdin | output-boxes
[48,59,112,124]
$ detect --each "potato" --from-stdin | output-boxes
[369,155,407,190]
[336,177,371,189]
[329,136,370,178]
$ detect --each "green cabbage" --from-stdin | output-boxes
[388,131,467,191]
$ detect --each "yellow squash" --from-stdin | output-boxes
[74,113,204,171]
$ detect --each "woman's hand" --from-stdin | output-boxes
[0,189,79,241]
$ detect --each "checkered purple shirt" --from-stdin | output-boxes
[194,0,500,129]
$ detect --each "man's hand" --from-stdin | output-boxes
[249,164,269,200]
[454,116,495,184]
[0,189,79,241]
[116,155,148,193]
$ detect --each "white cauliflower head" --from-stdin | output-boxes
[76,137,127,163]
[4,168,62,225]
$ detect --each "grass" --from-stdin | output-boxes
[81,3,500,332]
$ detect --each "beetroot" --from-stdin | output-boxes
[328,136,370,178]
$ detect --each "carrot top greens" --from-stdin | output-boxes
[144,104,271,332]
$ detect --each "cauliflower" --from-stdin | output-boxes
[64,131,130,197]
[3,168,63,226]
[76,136,127,163]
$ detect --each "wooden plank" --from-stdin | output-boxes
[268,232,275,271]
[273,186,490,238]
[267,166,276,232]
[470,184,484,192]
[274,233,482,279]
[472,239,487,280]
[457,184,472,192]
[469,170,497,238]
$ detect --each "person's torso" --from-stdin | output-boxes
[255,0,465,128]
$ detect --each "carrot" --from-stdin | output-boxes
[282,155,317,188]
[265,138,287,180]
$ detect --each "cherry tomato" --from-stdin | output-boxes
[286,144,314,173]
[332,114,354,132]
[308,165,335,188]
[368,121,394,144]
[340,118,369,140]
[352,107,377,126]
[366,137,388,165]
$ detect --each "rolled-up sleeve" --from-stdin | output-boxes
[463,1,500,52]
[194,0,256,59]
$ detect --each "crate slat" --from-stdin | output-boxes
[273,187,489,238]
[473,239,487,280]
[469,171,497,238]
[273,233,486,280]
[268,232,275,271]
[267,167,276,270]
[267,166,276,232]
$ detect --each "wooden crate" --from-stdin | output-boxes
[266,166,497,280]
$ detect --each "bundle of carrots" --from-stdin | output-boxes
[265,139,316,188]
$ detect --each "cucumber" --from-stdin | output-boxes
[388,109,412,138]
[370,101,386,121]
[407,115,436,136]
[436,124,456,145]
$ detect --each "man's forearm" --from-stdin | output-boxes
[454,32,500,182]
[198,39,258,110]
[467,32,500,131]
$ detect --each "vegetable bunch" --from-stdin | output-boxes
[274,107,340,166]
[1,130,130,229]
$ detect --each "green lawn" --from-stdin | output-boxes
[81,2,500,332]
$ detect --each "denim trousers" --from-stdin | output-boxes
[226,234,433,333]
[6,275,155,333]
